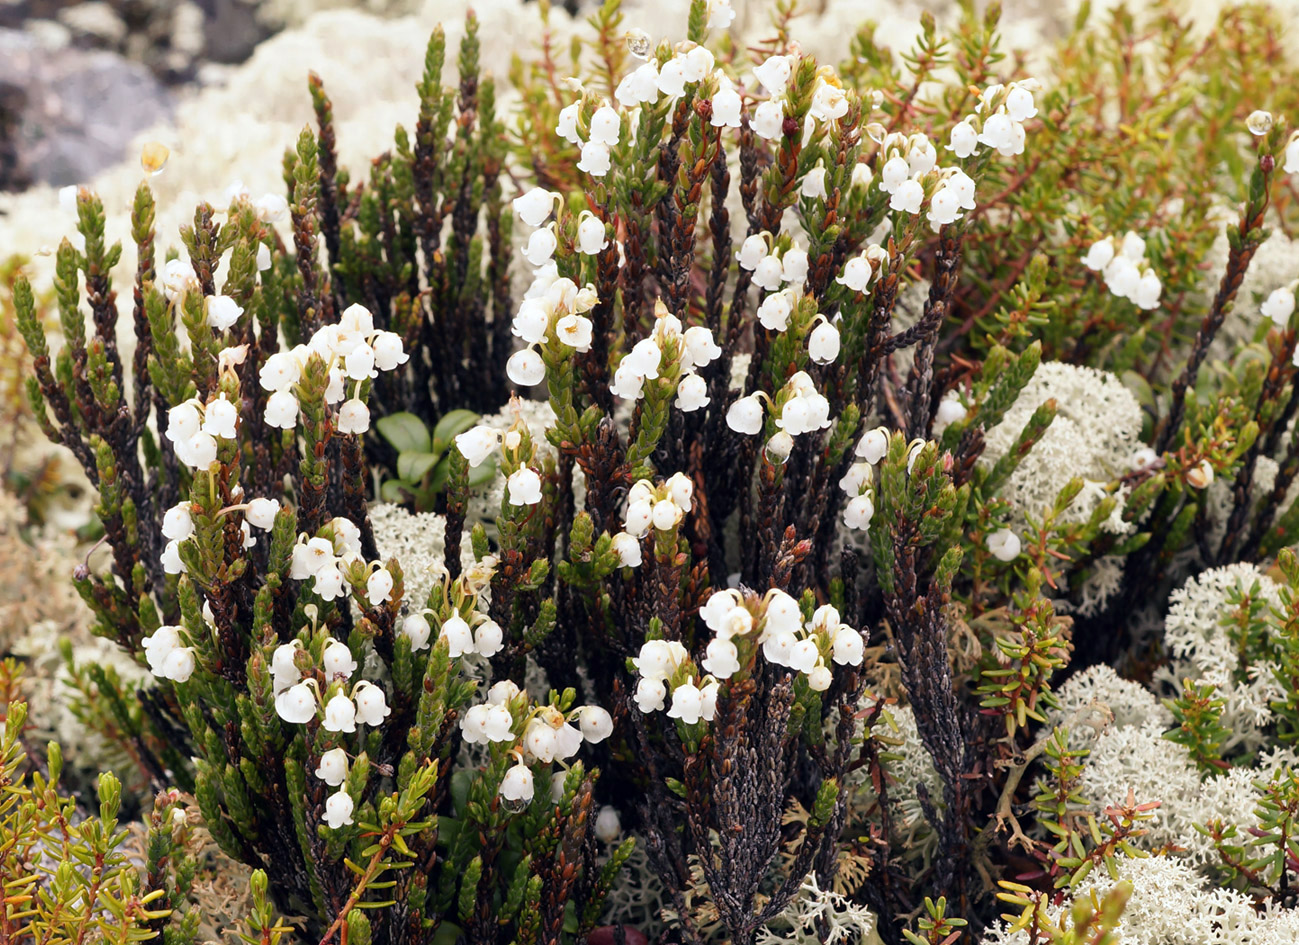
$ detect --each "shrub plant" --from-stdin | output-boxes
[12,0,1299,943]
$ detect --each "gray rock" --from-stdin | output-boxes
[0,28,173,188]
[201,0,267,64]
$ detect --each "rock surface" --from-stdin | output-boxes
[0,28,173,189]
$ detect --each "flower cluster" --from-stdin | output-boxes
[454,417,547,507]
[285,517,377,602]
[398,558,505,659]
[272,634,393,829]
[622,472,693,545]
[609,302,722,408]
[631,639,720,721]
[1082,231,1163,310]
[258,302,408,432]
[141,624,197,682]
[159,493,281,575]
[838,428,891,531]
[727,370,832,461]
[877,131,977,225]
[459,680,613,803]
[164,393,241,469]
[749,52,851,141]
[630,588,865,723]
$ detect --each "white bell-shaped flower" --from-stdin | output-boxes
[500,761,535,802]
[807,664,833,691]
[372,331,408,371]
[1133,270,1162,310]
[752,54,791,96]
[1082,237,1115,272]
[474,619,504,658]
[523,227,557,267]
[764,590,802,635]
[611,531,642,567]
[337,399,370,435]
[615,61,660,108]
[507,467,544,506]
[1264,287,1297,327]
[633,639,688,680]
[177,432,219,469]
[808,320,840,364]
[324,789,354,829]
[513,187,559,227]
[595,806,622,842]
[657,57,689,97]
[264,390,299,429]
[162,503,193,541]
[322,693,357,733]
[578,705,614,743]
[313,563,345,601]
[711,83,742,128]
[275,682,317,724]
[623,499,653,537]
[701,638,741,678]
[245,497,279,530]
[681,326,722,370]
[880,156,910,194]
[323,641,358,679]
[706,0,735,29]
[832,626,865,666]
[675,373,710,412]
[455,426,499,467]
[726,393,765,435]
[207,295,243,331]
[161,539,186,574]
[1006,84,1037,121]
[578,215,608,255]
[440,614,476,658]
[401,613,431,651]
[353,682,391,726]
[609,363,645,400]
[928,185,963,227]
[699,590,740,631]
[364,567,393,605]
[947,120,978,158]
[752,254,785,291]
[801,167,827,199]
[934,397,967,428]
[667,681,705,724]
[788,639,820,674]
[750,100,785,140]
[889,179,924,214]
[651,499,682,531]
[556,102,581,144]
[986,528,1022,562]
[589,105,621,146]
[836,256,873,293]
[577,140,612,176]
[736,233,767,271]
[763,628,797,665]
[315,748,349,786]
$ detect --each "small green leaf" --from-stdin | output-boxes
[432,409,480,454]
[398,450,441,483]
[376,412,432,453]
